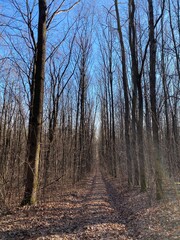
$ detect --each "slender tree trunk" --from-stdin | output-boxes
[137,76,146,192]
[109,39,117,178]
[115,0,133,185]
[128,0,139,186]
[79,57,86,180]
[148,0,163,200]
[168,0,180,170]
[161,15,171,176]
[168,0,180,80]
[73,80,81,184]
[110,72,117,178]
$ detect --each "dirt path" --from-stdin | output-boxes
[1,171,179,239]
[70,172,133,239]
[0,172,133,240]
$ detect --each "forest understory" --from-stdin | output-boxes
[0,168,179,240]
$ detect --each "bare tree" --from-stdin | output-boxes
[21,0,47,206]
[128,0,146,191]
[148,0,164,199]
[115,0,133,185]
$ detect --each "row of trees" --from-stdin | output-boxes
[98,0,179,199]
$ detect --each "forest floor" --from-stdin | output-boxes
[0,170,180,240]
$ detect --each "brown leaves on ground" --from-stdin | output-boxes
[105,176,180,240]
[0,173,179,239]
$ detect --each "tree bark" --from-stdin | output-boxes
[21,0,47,206]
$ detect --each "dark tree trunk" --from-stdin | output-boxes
[115,0,133,185]
[109,37,117,178]
[128,0,139,186]
[21,0,47,206]
[79,54,86,180]
[129,0,146,191]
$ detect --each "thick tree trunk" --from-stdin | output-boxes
[21,0,47,206]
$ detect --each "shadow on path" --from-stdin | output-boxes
[0,173,133,240]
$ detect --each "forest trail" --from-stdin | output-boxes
[0,171,133,240]
[0,170,180,239]
[64,171,133,239]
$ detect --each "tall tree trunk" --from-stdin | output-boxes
[73,84,80,184]
[168,0,180,170]
[23,55,36,183]
[168,0,180,81]
[128,0,139,186]
[79,55,86,180]
[129,0,146,191]
[161,15,171,176]
[21,0,47,206]
[110,70,117,178]
[115,0,133,185]
[137,77,146,192]
[109,37,117,178]
[148,0,163,200]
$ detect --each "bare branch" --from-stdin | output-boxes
[47,0,80,29]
